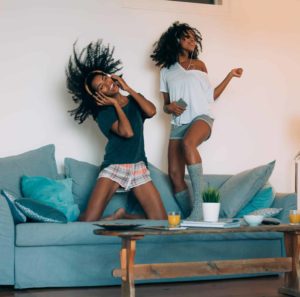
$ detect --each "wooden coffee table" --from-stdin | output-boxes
[94,224,300,297]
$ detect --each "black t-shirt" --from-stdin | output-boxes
[96,95,148,170]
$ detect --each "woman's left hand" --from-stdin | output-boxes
[111,75,131,92]
[230,68,243,78]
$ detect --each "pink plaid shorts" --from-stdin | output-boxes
[98,161,151,191]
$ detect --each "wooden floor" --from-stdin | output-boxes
[0,276,286,297]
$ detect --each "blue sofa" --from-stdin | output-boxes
[0,144,296,289]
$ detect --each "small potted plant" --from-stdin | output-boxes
[202,187,221,222]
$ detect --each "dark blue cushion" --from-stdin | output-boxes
[15,198,67,223]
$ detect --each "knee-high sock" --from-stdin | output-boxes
[175,189,192,218]
[186,163,204,221]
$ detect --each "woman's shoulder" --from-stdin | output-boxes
[193,59,208,73]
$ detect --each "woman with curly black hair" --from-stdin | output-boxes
[66,40,167,221]
[151,22,243,221]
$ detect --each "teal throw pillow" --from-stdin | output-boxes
[21,176,80,222]
[1,190,27,224]
[235,183,275,218]
[219,161,275,218]
[15,198,67,223]
[64,157,130,217]
[0,144,59,197]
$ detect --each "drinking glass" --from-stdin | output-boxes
[289,210,300,225]
[168,211,181,228]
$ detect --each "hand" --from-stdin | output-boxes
[230,68,243,78]
[93,91,117,106]
[167,102,186,116]
[111,75,131,92]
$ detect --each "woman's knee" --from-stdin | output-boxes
[182,138,197,155]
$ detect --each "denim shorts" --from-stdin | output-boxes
[170,114,214,140]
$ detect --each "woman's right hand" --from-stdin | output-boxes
[166,102,186,116]
[93,91,117,107]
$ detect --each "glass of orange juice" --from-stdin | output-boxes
[289,210,300,225]
[168,211,181,228]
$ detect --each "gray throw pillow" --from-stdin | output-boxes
[0,144,59,197]
[219,161,275,218]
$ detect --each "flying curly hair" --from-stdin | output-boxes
[150,21,202,69]
[66,39,123,124]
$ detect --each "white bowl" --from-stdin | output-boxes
[243,215,264,226]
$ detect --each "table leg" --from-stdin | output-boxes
[279,232,300,297]
[120,237,136,297]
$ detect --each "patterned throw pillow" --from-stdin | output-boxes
[250,208,283,218]
[15,198,67,223]
[1,190,27,223]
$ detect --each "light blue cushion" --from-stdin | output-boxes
[64,158,100,212]
[1,190,27,224]
[64,158,130,217]
[21,176,80,222]
[235,183,275,217]
[219,161,276,218]
[15,198,67,223]
[0,144,59,197]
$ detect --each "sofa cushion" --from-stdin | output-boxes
[15,198,67,223]
[21,176,80,222]
[219,161,275,218]
[0,144,59,197]
[235,183,275,217]
[1,190,27,224]
[15,219,283,247]
[64,157,130,217]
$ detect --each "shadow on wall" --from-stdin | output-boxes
[288,116,300,151]
[144,47,171,172]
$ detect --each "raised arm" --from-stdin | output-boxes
[94,92,133,138]
[213,68,243,100]
[111,75,156,118]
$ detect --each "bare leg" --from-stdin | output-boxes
[183,120,211,221]
[103,208,145,220]
[168,139,193,218]
[168,139,187,193]
[182,120,211,165]
[132,181,167,220]
[79,177,120,222]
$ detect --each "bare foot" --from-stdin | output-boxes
[103,208,126,221]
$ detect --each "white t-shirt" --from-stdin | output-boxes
[160,62,214,126]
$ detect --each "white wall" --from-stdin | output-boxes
[0,0,299,194]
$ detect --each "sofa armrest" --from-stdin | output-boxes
[271,192,297,223]
[0,194,15,285]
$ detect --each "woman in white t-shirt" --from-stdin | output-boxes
[151,22,243,220]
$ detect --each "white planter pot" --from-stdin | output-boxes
[203,203,220,222]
